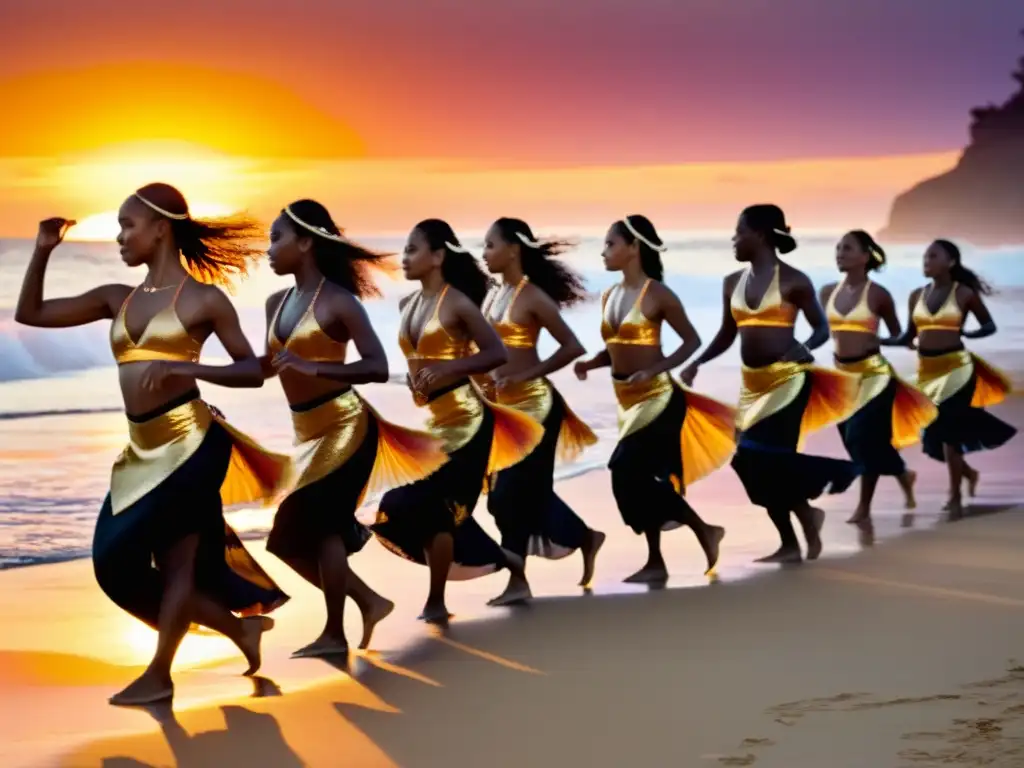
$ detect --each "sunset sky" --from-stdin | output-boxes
[0,0,1019,237]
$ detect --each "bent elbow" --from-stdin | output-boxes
[14,307,36,325]
[370,367,390,384]
[566,341,586,360]
[491,347,509,367]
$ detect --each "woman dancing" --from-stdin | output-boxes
[370,219,542,622]
[820,231,937,525]
[263,200,449,656]
[478,218,604,605]
[16,183,290,706]
[574,215,733,582]
[882,239,1015,517]
[682,204,860,564]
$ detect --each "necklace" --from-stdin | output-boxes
[141,284,176,293]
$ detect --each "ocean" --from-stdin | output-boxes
[1,231,1022,569]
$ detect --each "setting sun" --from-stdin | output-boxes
[72,202,238,242]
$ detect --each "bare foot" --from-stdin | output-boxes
[418,603,452,625]
[900,470,918,509]
[856,520,875,548]
[623,565,668,584]
[755,546,802,564]
[946,496,964,521]
[291,634,350,659]
[805,506,825,561]
[579,529,606,587]
[846,506,870,525]
[237,615,274,676]
[109,670,174,707]
[701,525,725,575]
[964,468,979,498]
[487,577,533,607]
[358,597,395,650]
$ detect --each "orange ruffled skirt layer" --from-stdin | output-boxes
[371,380,543,580]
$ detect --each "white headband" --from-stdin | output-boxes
[445,240,470,254]
[135,192,188,220]
[284,206,348,243]
[515,231,542,248]
[622,216,667,252]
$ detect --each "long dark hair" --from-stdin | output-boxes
[134,182,263,288]
[492,218,586,308]
[283,199,396,299]
[611,215,665,281]
[933,239,993,296]
[846,229,887,273]
[740,204,798,255]
[414,219,492,306]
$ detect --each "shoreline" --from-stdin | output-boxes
[45,504,1024,767]
[3,428,1022,766]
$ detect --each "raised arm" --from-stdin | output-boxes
[881,287,922,347]
[961,286,996,339]
[504,290,585,385]
[273,292,390,384]
[15,218,130,328]
[680,273,738,384]
[641,283,700,379]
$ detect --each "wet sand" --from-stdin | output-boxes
[0,399,1020,767]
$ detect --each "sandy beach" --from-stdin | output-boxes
[0,397,1017,767]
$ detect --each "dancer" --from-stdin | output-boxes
[882,239,1015,517]
[682,204,859,564]
[574,215,733,582]
[478,218,604,605]
[820,230,937,525]
[263,200,449,656]
[370,219,542,622]
[15,184,290,706]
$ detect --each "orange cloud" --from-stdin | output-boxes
[0,62,364,159]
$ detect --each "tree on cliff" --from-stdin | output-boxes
[879,29,1024,245]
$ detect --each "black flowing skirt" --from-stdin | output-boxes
[371,382,507,580]
[838,377,906,476]
[267,390,377,561]
[487,389,590,559]
[732,377,859,511]
[608,381,702,534]
[921,371,1017,461]
[92,391,289,630]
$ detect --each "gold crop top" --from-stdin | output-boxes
[600,279,660,346]
[826,278,879,335]
[482,278,539,349]
[913,282,963,332]
[730,265,798,328]
[267,278,348,362]
[110,279,202,364]
[398,285,472,361]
